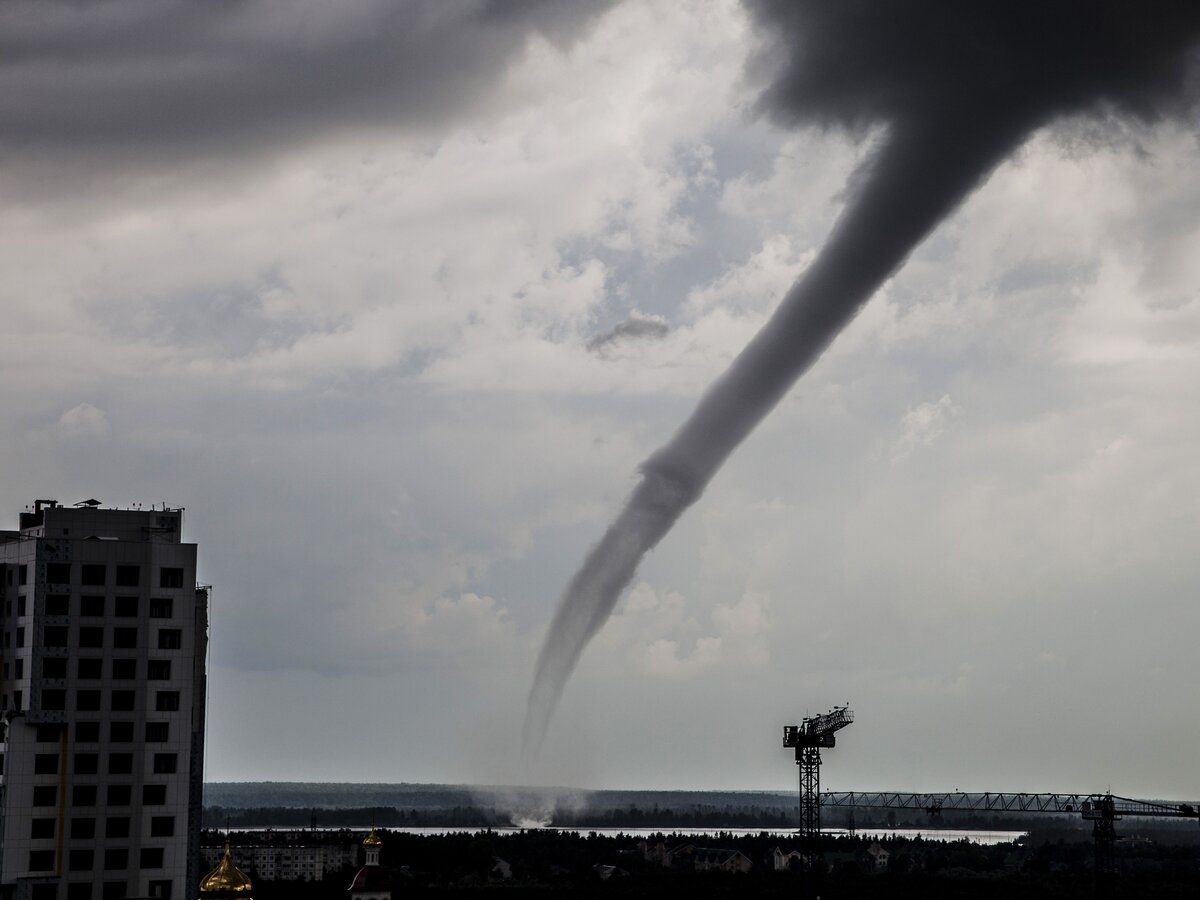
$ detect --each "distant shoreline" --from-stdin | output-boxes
[198,782,1082,837]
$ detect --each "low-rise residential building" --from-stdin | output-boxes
[668,845,752,873]
[773,846,804,871]
[199,831,357,883]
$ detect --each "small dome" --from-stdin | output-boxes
[200,843,254,894]
[363,828,382,848]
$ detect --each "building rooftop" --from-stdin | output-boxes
[13,499,185,543]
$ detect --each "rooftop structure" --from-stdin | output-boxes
[348,829,391,900]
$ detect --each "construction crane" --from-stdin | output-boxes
[820,790,1200,875]
[782,706,854,855]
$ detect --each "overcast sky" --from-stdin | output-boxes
[4,0,1199,799]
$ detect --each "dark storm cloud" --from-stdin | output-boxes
[523,0,1200,758]
[585,313,669,353]
[750,0,1200,131]
[0,0,613,166]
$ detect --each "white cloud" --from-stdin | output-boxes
[56,402,109,437]
[642,636,723,678]
[892,395,960,460]
[582,582,772,682]
[387,592,526,670]
[685,235,808,319]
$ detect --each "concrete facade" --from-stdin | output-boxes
[0,501,208,900]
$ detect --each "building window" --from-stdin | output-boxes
[149,816,175,838]
[112,658,136,679]
[157,629,182,650]
[140,848,165,869]
[105,818,130,840]
[43,625,67,647]
[113,627,138,649]
[32,885,57,900]
[143,784,167,805]
[107,784,132,806]
[67,883,93,900]
[34,724,61,742]
[159,567,184,588]
[78,658,103,679]
[74,753,99,775]
[16,627,25,648]
[70,817,96,840]
[115,565,140,587]
[155,691,180,711]
[13,689,22,710]
[81,564,106,586]
[77,689,102,711]
[79,626,104,648]
[115,596,138,617]
[18,563,28,585]
[108,752,134,775]
[45,562,69,584]
[17,595,26,616]
[72,784,98,806]
[149,597,173,618]
[34,753,59,775]
[45,594,69,616]
[152,753,177,774]
[101,883,126,900]
[110,721,134,742]
[145,721,170,742]
[28,849,56,872]
[31,817,56,839]
[42,688,66,710]
[81,595,104,616]
[76,721,100,742]
[148,660,171,680]
[14,658,23,678]
[43,657,68,678]
[103,849,129,870]
[148,880,172,900]
[111,690,136,711]
[68,849,94,871]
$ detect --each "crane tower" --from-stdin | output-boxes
[783,706,854,854]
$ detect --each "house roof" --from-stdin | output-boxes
[348,864,392,893]
[692,848,746,865]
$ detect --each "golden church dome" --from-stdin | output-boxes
[363,828,382,848]
[199,843,254,895]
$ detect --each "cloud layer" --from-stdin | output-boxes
[3,1,1199,796]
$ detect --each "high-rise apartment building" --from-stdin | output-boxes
[0,501,208,900]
